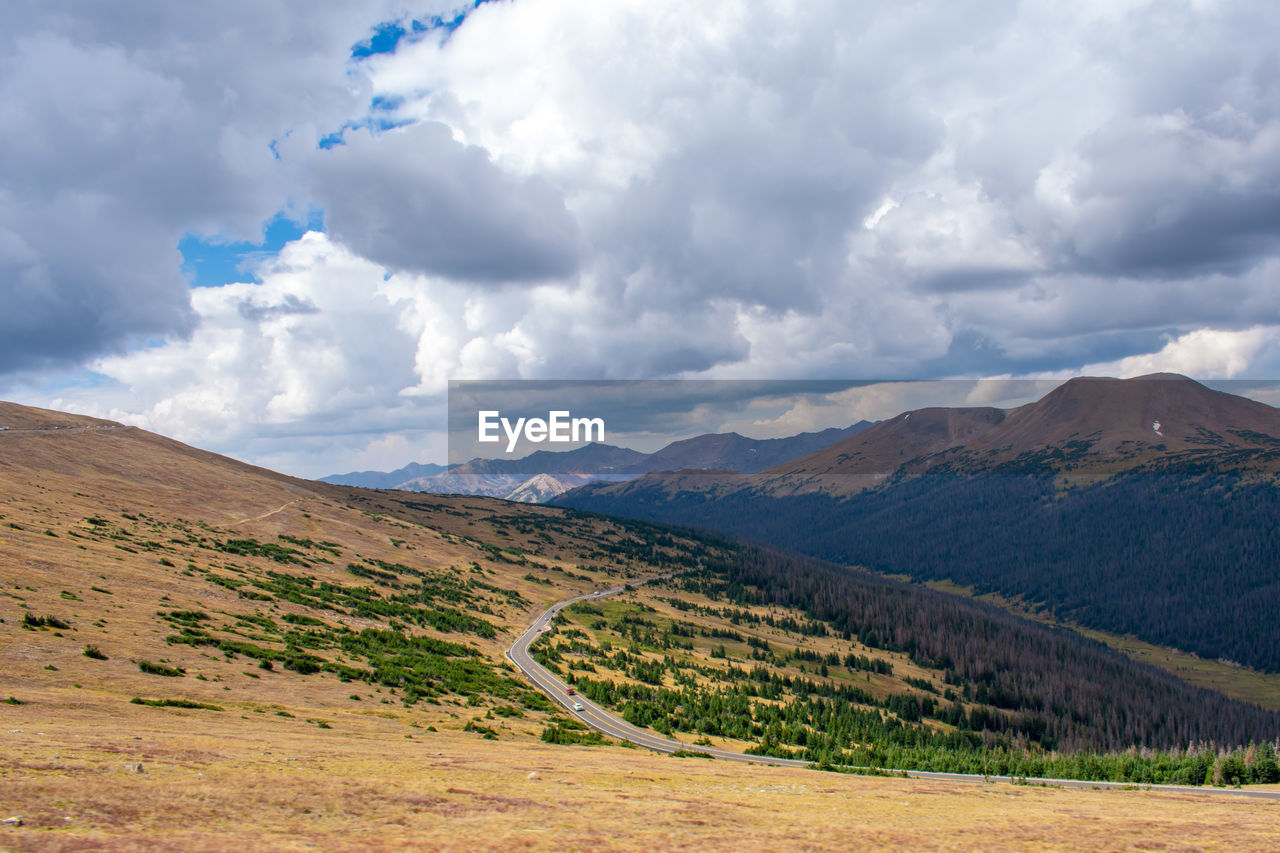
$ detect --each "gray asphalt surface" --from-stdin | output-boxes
[507,581,1280,800]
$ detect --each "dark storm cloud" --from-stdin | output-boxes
[313,123,581,283]
[914,328,1180,380]
[1059,116,1280,279]
[0,204,197,373]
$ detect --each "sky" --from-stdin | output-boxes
[3,0,1280,477]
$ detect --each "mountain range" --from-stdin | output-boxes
[322,422,874,501]
[556,374,1280,673]
[564,374,1280,501]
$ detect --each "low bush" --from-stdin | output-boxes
[138,660,185,677]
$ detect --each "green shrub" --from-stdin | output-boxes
[283,656,320,674]
[23,613,71,630]
[138,660,185,677]
[130,697,222,711]
[540,722,607,745]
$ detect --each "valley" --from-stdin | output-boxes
[3,399,1280,849]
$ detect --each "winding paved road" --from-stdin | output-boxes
[507,579,1280,800]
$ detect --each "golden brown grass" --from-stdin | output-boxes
[3,691,1280,852]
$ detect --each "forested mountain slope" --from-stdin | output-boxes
[558,375,1280,673]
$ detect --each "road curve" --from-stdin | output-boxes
[507,581,1280,800]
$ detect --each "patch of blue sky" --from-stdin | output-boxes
[370,94,404,112]
[349,1,502,59]
[317,112,415,149]
[179,210,324,289]
[350,20,413,59]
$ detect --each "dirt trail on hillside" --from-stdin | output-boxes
[231,499,304,526]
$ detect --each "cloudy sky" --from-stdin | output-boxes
[4,0,1280,477]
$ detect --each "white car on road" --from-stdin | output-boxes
[572,702,584,712]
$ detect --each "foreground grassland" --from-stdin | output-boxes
[4,702,1280,852]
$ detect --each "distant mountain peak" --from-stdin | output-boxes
[988,372,1277,460]
[321,421,876,496]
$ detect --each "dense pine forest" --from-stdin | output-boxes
[559,472,1280,673]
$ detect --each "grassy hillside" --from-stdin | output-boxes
[0,404,724,737]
